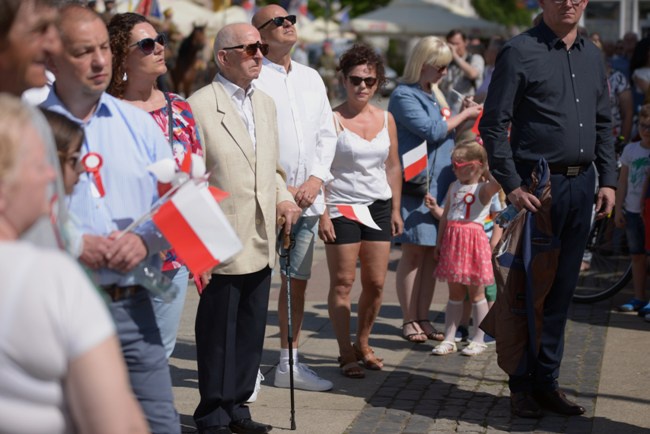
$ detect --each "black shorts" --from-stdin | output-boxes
[328,199,392,245]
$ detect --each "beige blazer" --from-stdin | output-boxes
[188,81,294,275]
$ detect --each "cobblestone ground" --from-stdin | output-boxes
[345,300,610,434]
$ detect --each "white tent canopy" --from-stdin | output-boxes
[347,0,503,37]
[297,17,356,43]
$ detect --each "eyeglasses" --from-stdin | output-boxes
[129,33,167,55]
[348,75,378,87]
[452,160,481,170]
[257,14,297,30]
[222,41,269,57]
[551,0,583,5]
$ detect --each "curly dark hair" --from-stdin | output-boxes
[106,12,148,98]
[336,43,386,89]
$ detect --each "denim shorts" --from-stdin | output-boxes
[278,215,319,280]
[624,210,646,254]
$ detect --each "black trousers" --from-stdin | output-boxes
[509,165,596,393]
[193,267,272,428]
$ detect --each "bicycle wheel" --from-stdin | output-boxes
[573,214,632,303]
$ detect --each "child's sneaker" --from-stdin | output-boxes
[454,325,469,343]
[637,302,650,316]
[617,298,646,312]
[461,341,488,356]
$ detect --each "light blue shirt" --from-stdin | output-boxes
[41,91,172,286]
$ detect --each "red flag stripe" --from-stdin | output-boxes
[153,200,220,276]
[403,155,427,182]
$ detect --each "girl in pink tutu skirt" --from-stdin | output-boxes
[426,139,500,356]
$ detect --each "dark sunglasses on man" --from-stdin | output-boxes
[222,41,270,57]
[257,14,297,30]
[130,33,167,55]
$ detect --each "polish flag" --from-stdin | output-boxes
[152,181,242,276]
[337,204,381,230]
[402,141,428,181]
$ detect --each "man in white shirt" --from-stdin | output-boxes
[252,4,337,393]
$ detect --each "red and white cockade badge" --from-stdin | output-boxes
[441,107,451,121]
[82,152,105,198]
[463,192,476,219]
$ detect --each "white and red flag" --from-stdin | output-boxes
[336,204,381,230]
[402,141,428,182]
[152,180,241,276]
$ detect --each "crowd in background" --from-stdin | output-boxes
[0,0,647,433]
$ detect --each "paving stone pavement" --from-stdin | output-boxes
[170,241,650,434]
[344,301,609,434]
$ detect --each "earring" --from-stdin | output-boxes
[122,71,128,81]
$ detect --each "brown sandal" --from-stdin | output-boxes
[338,355,365,378]
[417,320,445,341]
[353,343,384,370]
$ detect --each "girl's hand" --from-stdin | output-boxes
[318,213,336,243]
[424,193,436,210]
[462,103,483,120]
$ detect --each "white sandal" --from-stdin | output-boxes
[461,341,488,356]
[431,341,457,355]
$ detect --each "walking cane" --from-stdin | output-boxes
[278,218,297,430]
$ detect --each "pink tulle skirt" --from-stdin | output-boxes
[435,221,494,286]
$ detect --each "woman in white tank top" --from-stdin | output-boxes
[318,44,403,379]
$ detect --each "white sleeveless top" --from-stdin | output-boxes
[446,181,491,224]
[325,111,393,218]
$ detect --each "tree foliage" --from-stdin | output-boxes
[471,0,536,27]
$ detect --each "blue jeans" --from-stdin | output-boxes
[151,265,189,358]
[109,289,179,433]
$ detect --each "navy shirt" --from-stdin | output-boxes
[479,20,617,194]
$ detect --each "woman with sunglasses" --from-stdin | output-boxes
[387,36,482,345]
[107,12,204,359]
[318,44,403,379]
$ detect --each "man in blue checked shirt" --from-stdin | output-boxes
[42,4,179,433]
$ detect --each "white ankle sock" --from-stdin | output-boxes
[279,348,299,372]
[443,300,464,342]
[471,299,489,344]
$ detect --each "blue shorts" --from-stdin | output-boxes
[278,215,319,280]
[624,210,646,254]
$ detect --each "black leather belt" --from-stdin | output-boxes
[547,164,589,177]
[101,284,143,302]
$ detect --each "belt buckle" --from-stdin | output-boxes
[566,166,580,177]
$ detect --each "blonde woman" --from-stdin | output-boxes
[388,36,482,344]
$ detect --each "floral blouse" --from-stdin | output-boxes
[150,92,203,271]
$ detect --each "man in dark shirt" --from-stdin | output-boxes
[480,0,616,419]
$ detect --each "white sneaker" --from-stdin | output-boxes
[461,341,488,356]
[245,369,264,403]
[273,363,333,392]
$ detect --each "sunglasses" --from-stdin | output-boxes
[257,14,297,30]
[222,41,269,57]
[348,75,378,87]
[129,33,167,55]
[452,160,481,170]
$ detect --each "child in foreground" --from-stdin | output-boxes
[427,139,501,356]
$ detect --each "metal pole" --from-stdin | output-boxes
[281,232,297,430]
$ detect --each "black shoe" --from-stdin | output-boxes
[229,418,272,434]
[510,391,543,418]
[532,389,585,416]
[198,427,232,434]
